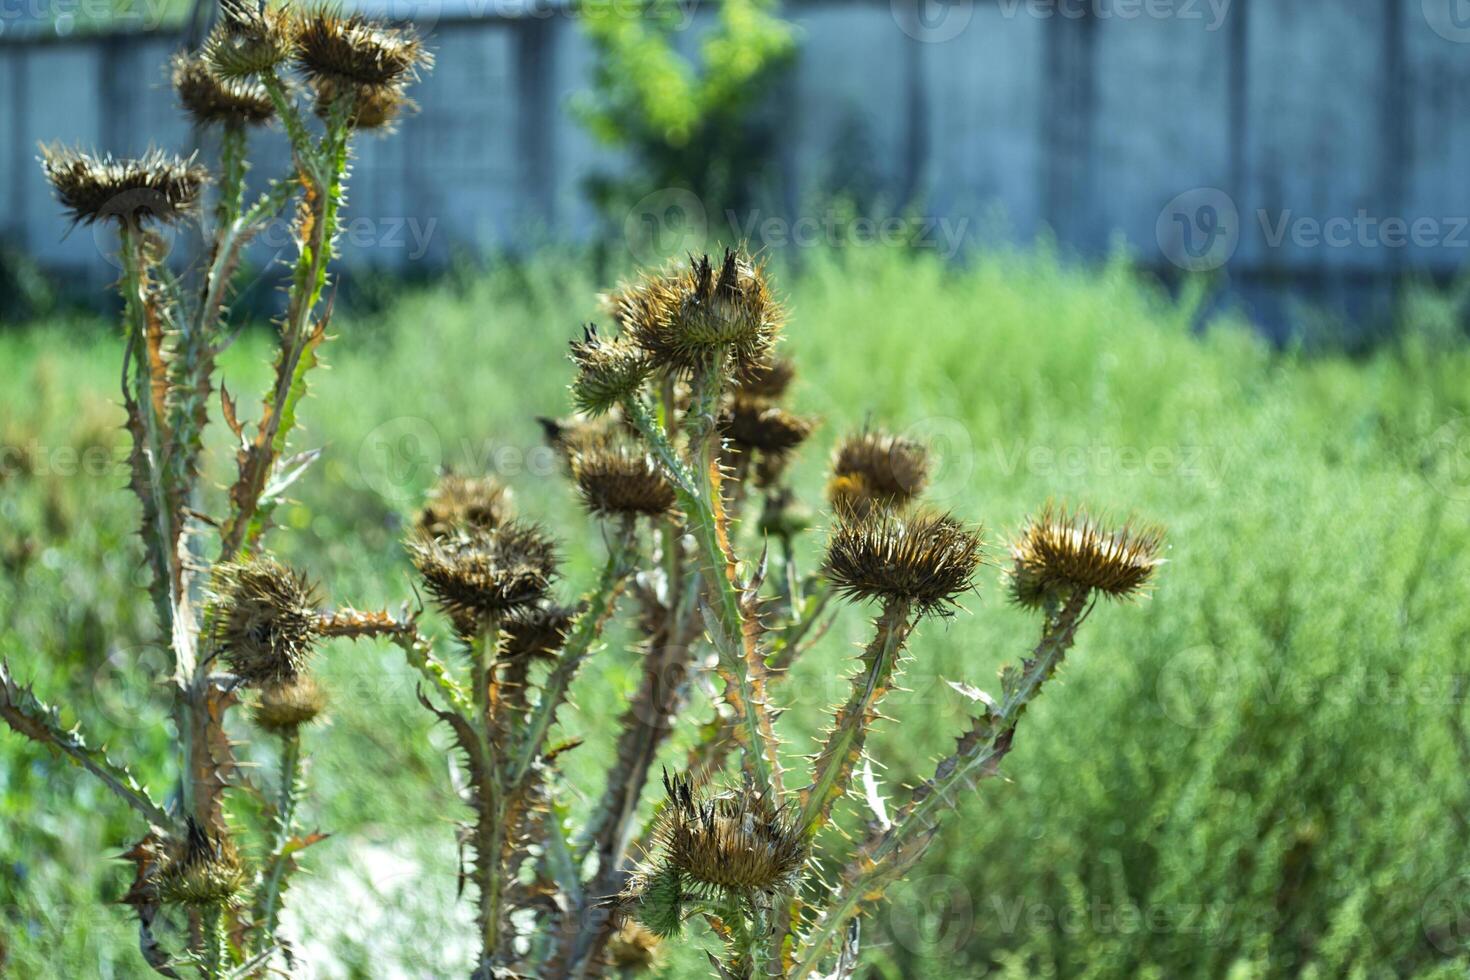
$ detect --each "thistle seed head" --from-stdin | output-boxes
[824,510,983,615]
[538,412,621,467]
[295,7,430,89]
[408,522,560,635]
[722,395,815,455]
[735,355,796,400]
[828,427,930,518]
[569,325,652,417]
[571,439,676,518]
[251,675,327,732]
[172,52,275,127]
[607,918,664,969]
[502,602,577,662]
[313,77,415,131]
[203,0,297,80]
[208,557,322,686]
[416,472,513,539]
[619,249,783,380]
[155,820,247,909]
[39,145,208,229]
[647,770,808,897]
[1008,505,1164,608]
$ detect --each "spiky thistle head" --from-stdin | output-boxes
[208,557,322,686]
[1008,505,1164,608]
[171,51,275,126]
[824,510,983,615]
[203,0,297,80]
[295,7,430,89]
[827,427,930,518]
[569,325,652,417]
[155,819,247,908]
[722,395,816,455]
[570,439,676,518]
[408,521,560,636]
[735,355,796,400]
[619,249,783,380]
[416,472,513,539]
[643,770,809,898]
[313,77,415,131]
[607,918,664,970]
[502,602,577,662]
[39,145,208,229]
[252,675,327,732]
[538,412,621,467]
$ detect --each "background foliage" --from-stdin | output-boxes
[3,245,1469,977]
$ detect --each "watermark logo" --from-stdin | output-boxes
[358,416,443,505]
[892,0,974,43]
[1424,874,1470,954]
[1421,417,1470,501]
[1156,645,1241,729]
[1424,0,1470,43]
[625,188,709,266]
[1156,188,1239,272]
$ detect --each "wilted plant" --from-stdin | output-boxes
[393,246,1165,978]
[0,3,428,976]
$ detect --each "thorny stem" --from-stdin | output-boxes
[799,597,913,834]
[469,621,506,969]
[623,390,781,799]
[215,123,248,235]
[255,729,304,952]
[203,905,226,979]
[789,589,1093,978]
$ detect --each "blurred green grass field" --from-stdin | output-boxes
[3,246,1470,978]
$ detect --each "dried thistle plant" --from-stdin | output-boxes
[1,6,429,977]
[390,246,1164,979]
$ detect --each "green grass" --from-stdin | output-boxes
[3,245,1470,978]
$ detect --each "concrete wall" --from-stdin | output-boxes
[2,0,1468,333]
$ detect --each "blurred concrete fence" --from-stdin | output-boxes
[2,0,1469,329]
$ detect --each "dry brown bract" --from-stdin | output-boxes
[1009,505,1164,608]
[502,603,578,662]
[569,325,653,417]
[824,510,983,615]
[208,557,322,686]
[408,522,560,635]
[40,145,208,228]
[172,52,276,127]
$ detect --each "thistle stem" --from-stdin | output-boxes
[255,728,304,951]
[789,589,1092,978]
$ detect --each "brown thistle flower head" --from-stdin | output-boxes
[646,770,809,897]
[155,819,247,908]
[408,521,560,635]
[208,557,322,686]
[416,472,513,539]
[619,249,783,380]
[824,510,983,615]
[40,145,208,229]
[502,602,577,661]
[203,0,298,80]
[1008,505,1164,608]
[171,52,275,127]
[827,427,930,518]
[569,325,652,417]
[570,439,677,518]
[606,918,663,971]
[252,675,327,732]
[722,395,816,455]
[734,355,796,400]
[313,77,415,131]
[295,8,430,89]
[537,412,620,468]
